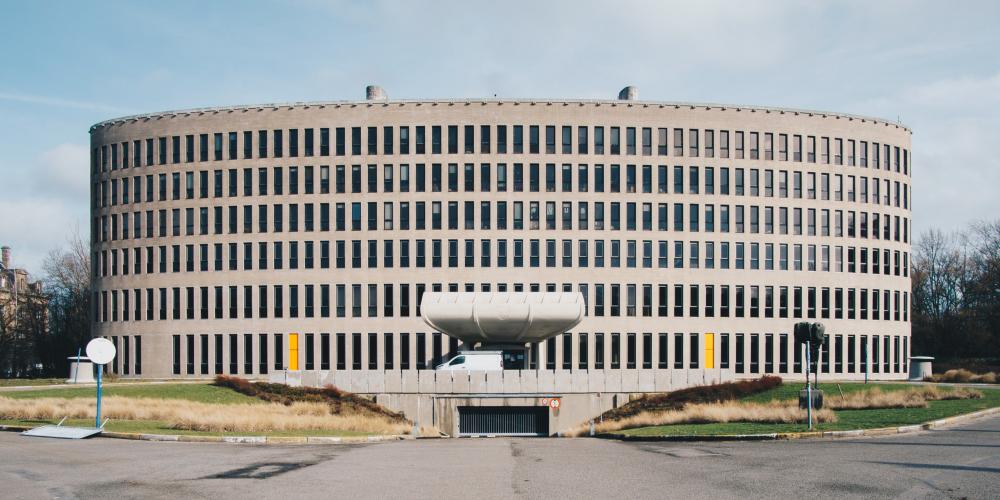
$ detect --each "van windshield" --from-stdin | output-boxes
[448,356,466,366]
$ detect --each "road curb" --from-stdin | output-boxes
[596,406,1000,442]
[124,433,410,445]
[0,424,32,432]
[1,424,409,445]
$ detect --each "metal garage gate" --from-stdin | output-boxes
[458,406,549,437]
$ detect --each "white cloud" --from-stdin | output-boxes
[898,73,1000,113]
[0,197,86,275]
[0,142,91,275]
[854,72,1000,236]
[34,143,89,199]
[0,91,130,114]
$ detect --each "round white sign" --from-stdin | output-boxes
[86,338,117,365]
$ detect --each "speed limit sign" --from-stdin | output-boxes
[540,398,550,406]
[549,398,561,409]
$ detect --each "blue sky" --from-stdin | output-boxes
[2,0,999,273]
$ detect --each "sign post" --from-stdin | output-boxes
[795,322,825,430]
[96,365,102,427]
[865,342,870,384]
[86,338,117,428]
[73,348,82,384]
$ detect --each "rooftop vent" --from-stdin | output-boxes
[618,86,638,101]
[366,85,388,101]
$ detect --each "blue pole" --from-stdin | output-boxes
[74,348,81,384]
[95,366,102,428]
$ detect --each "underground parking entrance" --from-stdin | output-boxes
[416,393,582,437]
[458,405,549,437]
[416,292,585,437]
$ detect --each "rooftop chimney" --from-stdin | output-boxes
[1,246,9,269]
[366,85,388,101]
[618,86,638,101]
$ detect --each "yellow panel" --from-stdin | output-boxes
[704,332,715,369]
[289,333,299,371]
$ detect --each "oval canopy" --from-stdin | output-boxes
[420,292,585,345]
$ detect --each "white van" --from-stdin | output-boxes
[435,351,503,371]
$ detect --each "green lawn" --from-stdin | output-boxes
[0,418,376,437]
[621,383,1000,437]
[0,382,257,405]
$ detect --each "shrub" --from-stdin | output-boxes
[213,375,408,423]
[598,376,783,422]
[573,401,836,436]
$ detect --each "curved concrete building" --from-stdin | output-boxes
[89,86,913,396]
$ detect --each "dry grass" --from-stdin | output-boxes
[919,386,983,400]
[574,385,984,436]
[826,388,926,409]
[572,401,837,436]
[818,386,981,410]
[0,396,411,435]
[600,376,783,421]
[416,425,445,437]
[926,369,998,384]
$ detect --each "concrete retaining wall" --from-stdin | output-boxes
[271,368,907,435]
[272,368,743,435]
[270,368,739,395]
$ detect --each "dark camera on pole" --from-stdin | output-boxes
[795,322,825,414]
[809,322,825,345]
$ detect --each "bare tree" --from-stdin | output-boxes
[912,221,1000,359]
[36,230,92,376]
[912,229,965,319]
[0,298,16,376]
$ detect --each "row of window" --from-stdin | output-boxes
[95,163,911,210]
[94,124,910,175]
[96,239,911,279]
[99,335,141,375]
[156,331,909,376]
[95,282,910,324]
[95,200,912,248]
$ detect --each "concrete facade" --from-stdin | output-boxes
[89,87,913,427]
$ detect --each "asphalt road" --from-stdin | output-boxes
[2,415,998,500]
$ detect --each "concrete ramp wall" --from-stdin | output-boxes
[270,368,735,395]
[270,368,736,435]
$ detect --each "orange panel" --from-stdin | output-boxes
[704,333,715,369]
[289,333,299,371]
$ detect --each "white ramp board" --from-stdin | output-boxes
[22,425,103,439]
